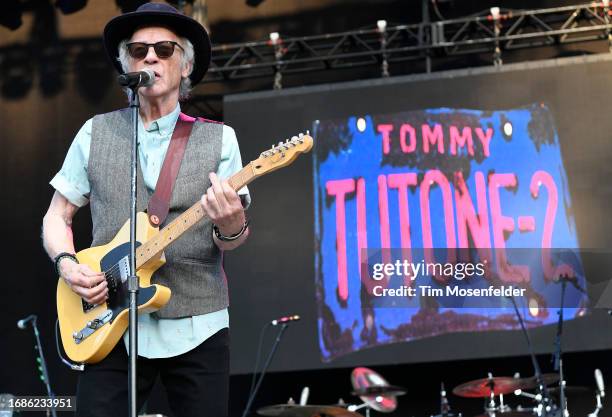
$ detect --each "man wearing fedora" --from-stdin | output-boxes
[42,3,250,416]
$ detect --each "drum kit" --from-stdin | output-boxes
[257,367,404,417]
[256,367,606,417]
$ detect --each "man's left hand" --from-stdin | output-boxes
[201,172,245,235]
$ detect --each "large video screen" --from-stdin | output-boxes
[224,55,612,374]
[314,105,587,362]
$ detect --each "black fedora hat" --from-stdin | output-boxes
[103,2,211,85]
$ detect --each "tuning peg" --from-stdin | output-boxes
[298,133,304,138]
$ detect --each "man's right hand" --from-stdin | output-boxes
[59,259,108,305]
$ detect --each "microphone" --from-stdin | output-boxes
[552,273,586,294]
[117,69,155,88]
[271,315,300,326]
[595,369,605,398]
[17,314,37,329]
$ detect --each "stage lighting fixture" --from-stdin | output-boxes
[39,45,66,97]
[55,0,88,14]
[1,49,33,99]
[75,43,113,103]
[246,0,266,7]
[1,0,23,30]
[490,6,500,20]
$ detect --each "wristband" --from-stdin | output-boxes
[54,252,78,276]
[213,219,250,242]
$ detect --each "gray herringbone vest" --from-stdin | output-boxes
[88,108,227,318]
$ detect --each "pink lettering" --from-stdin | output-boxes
[400,124,417,153]
[389,172,417,286]
[455,171,491,248]
[489,173,529,283]
[420,170,457,249]
[378,175,391,249]
[475,127,493,157]
[377,124,394,155]
[388,173,417,249]
[530,171,564,282]
[422,124,444,154]
[450,126,474,156]
[326,178,355,301]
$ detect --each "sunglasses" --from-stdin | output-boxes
[126,41,184,60]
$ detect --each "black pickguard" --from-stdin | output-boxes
[82,241,158,322]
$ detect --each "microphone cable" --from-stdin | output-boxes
[248,322,272,400]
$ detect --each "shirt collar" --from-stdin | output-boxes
[139,104,181,137]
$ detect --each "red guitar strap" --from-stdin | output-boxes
[147,113,195,226]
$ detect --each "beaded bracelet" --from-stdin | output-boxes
[213,219,250,242]
[53,252,78,276]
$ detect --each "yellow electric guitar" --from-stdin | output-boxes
[57,134,313,364]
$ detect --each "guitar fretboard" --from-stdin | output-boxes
[135,162,255,269]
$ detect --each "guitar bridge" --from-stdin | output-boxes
[73,310,113,344]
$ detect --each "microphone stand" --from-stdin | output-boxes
[29,317,58,417]
[128,87,141,417]
[241,324,289,417]
[552,279,568,417]
[508,295,557,417]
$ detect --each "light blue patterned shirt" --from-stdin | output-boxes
[50,104,250,358]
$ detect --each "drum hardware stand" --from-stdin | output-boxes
[552,279,569,417]
[588,369,605,417]
[430,382,462,417]
[514,389,542,402]
[482,374,511,415]
[589,393,604,417]
[508,295,558,417]
[347,402,373,417]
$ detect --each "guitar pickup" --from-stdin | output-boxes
[82,299,96,313]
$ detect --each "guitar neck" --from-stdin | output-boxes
[135,163,256,269]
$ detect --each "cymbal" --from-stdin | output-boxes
[453,377,523,398]
[518,374,560,390]
[351,367,398,413]
[351,385,407,397]
[548,386,592,395]
[256,404,361,417]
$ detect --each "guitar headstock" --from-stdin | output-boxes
[251,133,313,176]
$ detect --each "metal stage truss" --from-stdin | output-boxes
[3,2,612,115]
[203,2,612,84]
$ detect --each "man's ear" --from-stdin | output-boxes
[182,61,193,79]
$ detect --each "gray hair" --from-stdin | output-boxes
[117,37,195,101]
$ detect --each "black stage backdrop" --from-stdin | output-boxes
[224,54,612,375]
[1,53,612,417]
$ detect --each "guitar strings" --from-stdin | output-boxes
[98,171,250,282]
